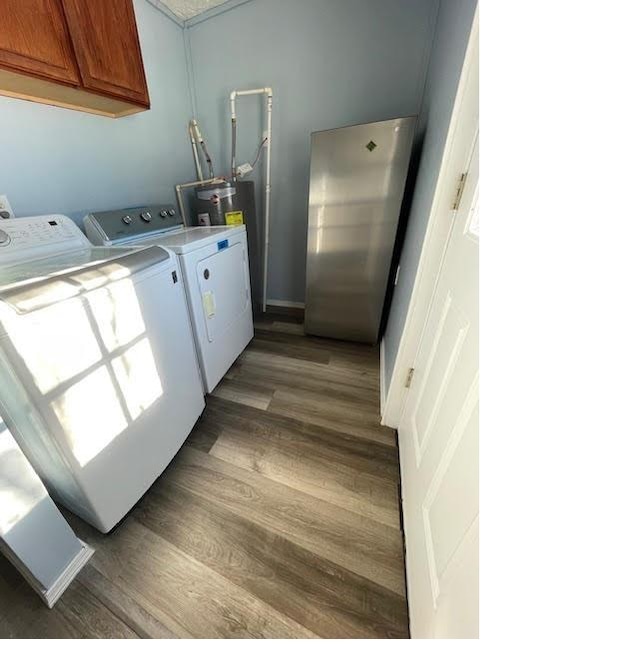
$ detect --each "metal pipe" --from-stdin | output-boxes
[188,120,203,181]
[231,117,237,180]
[229,87,273,312]
[192,119,214,178]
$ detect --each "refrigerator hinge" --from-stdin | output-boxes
[452,172,468,211]
[405,367,415,389]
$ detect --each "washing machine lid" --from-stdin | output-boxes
[144,226,244,254]
[0,246,170,314]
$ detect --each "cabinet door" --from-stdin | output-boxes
[61,0,150,107]
[0,0,80,85]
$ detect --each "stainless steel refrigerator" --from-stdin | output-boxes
[304,116,416,343]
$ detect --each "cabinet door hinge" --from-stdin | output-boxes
[405,367,415,388]
[452,172,468,211]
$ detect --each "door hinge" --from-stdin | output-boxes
[405,367,415,388]
[452,172,468,211]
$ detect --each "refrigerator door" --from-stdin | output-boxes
[305,116,416,343]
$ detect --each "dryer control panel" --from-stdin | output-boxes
[84,204,181,246]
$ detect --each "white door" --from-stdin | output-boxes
[399,133,479,638]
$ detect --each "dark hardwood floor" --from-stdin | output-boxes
[0,311,408,639]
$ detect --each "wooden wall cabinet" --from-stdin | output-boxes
[0,0,150,118]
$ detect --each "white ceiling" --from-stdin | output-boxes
[159,0,229,20]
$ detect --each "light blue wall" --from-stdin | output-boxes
[383,0,478,392]
[0,0,194,227]
[186,0,439,303]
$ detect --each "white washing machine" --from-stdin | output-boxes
[84,205,254,393]
[0,215,205,532]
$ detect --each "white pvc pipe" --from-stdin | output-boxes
[229,87,273,313]
[264,93,272,314]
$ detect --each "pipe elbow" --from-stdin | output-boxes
[230,94,237,119]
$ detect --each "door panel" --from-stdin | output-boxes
[61,0,149,106]
[427,400,479,584]
[196,244,250,344]
[0,0,79,85]
[400,131,479,638]
[432,515,479,638]
[412,293,470,459]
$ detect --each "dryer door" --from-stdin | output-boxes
[196,242,250,343]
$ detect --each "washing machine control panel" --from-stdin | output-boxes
[0,216,77,249]
[0,215,90,265]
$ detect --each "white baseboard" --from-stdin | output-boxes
[266,299,305,309]
[41,541,94,608]
[381,347,406,428]
[380,338,387,418]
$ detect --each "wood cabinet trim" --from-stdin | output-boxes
[0,67,147,118]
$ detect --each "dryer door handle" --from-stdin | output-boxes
[202,291,216,318]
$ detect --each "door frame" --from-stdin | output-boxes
[382,8,479,428]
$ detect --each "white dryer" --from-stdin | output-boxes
[0,215,204,532]
[84,206,254,393]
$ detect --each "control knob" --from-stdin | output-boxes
[168,208,176,217]
[159,210,168,218]
[122,215,132,225]
[0,229,10,246]
[140,211,152,223]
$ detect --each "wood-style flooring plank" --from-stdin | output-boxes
[268,385,396,447]
[185,404,220,453]
[0,575,136,639]
[261,306,304,322]
[249,336,332,365]
[166,446,406,594]
[254,317,306,336]
[67,514,194,639]
[240,346,379,389]
[0,585,82,639]
[270,320,305,335]
[55,581,138,639]
[212,376,274,410]
[0,552,137,639]
[77,564,179,639]
[0,564,84,640]
[120,520,317,639]
[206,395,398,479]
[134,482,408,638]
[74,515,314,639]
[254,328,379,369]
[204,397,401,526]
[228,349,379,403]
